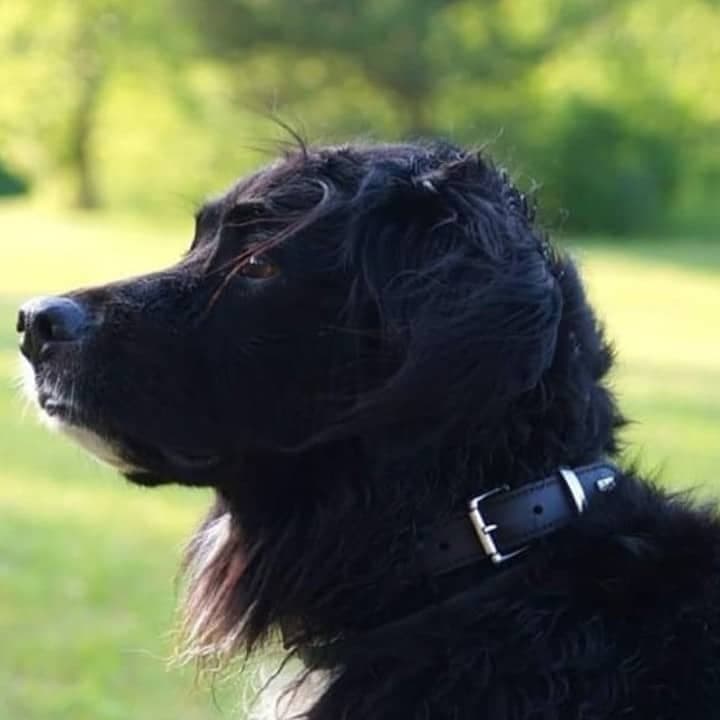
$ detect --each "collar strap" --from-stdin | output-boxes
[290,462,619,668]
[418,461,619,577]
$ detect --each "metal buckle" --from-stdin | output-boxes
[558,467,588,515]
[467,486,529,565]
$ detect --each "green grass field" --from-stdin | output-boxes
[1,200,719,720]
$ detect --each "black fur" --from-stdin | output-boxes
[21,141,720,719]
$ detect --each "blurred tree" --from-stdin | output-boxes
[0,158,30,197]
[0,0,188,209]
[524,0,719,234]
[64,6,111,209]
[540,100,680,234]
[1,0,719,234]
[179,0,624,135]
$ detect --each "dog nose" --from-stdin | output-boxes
[17,296,88,363]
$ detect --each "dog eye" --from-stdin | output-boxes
[239,255,279,279]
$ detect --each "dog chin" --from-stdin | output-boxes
[55,420,145,474]
[40,410,146,476]
[45,414,188,486]
[122,469,174,487]
[20,356,144,476]
[21,357,221,487]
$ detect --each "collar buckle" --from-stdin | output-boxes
[468,486,529,565]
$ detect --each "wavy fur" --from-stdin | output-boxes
[174,145,720,718]
[29,141,720,719]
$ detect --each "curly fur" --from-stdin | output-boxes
[176,146,720,719]
[23,141,720,719]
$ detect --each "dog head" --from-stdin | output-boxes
[18,141,621,664]
[19,142,616,489]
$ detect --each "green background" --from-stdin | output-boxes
[1,0,719,717]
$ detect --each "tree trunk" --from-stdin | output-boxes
[68,14,106,211]
[69,70,102,210]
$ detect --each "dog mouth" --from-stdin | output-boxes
[54,403,223,483]
[26,366,223,485]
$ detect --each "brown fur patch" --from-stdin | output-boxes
[176,510,249,669]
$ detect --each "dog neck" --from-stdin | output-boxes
[235,470,720,720]
[179,444,621,669]
[286,460,620,668]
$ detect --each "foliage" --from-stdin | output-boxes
[0,159,29,197]
[179,0,623,135]
[0,0,190,209]
[0,0,719,234]
[539,100,681,235]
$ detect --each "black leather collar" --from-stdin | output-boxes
[418,461,619,577]
[292,461,620,667]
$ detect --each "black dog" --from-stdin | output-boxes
[17,141,720,719]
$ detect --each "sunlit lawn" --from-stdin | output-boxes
[0,203,239,720]
[0,200,719,720]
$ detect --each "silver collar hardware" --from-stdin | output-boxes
[468,486,529,565]
[596,475,616,493]
[425,462,619,579]
[558,467,588,514]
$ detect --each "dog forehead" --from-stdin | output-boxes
[226,156,306,203]
[218,145,427,214]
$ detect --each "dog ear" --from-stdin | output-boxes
[331,162,564,447]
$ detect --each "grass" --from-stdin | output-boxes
[0,199,718,719]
